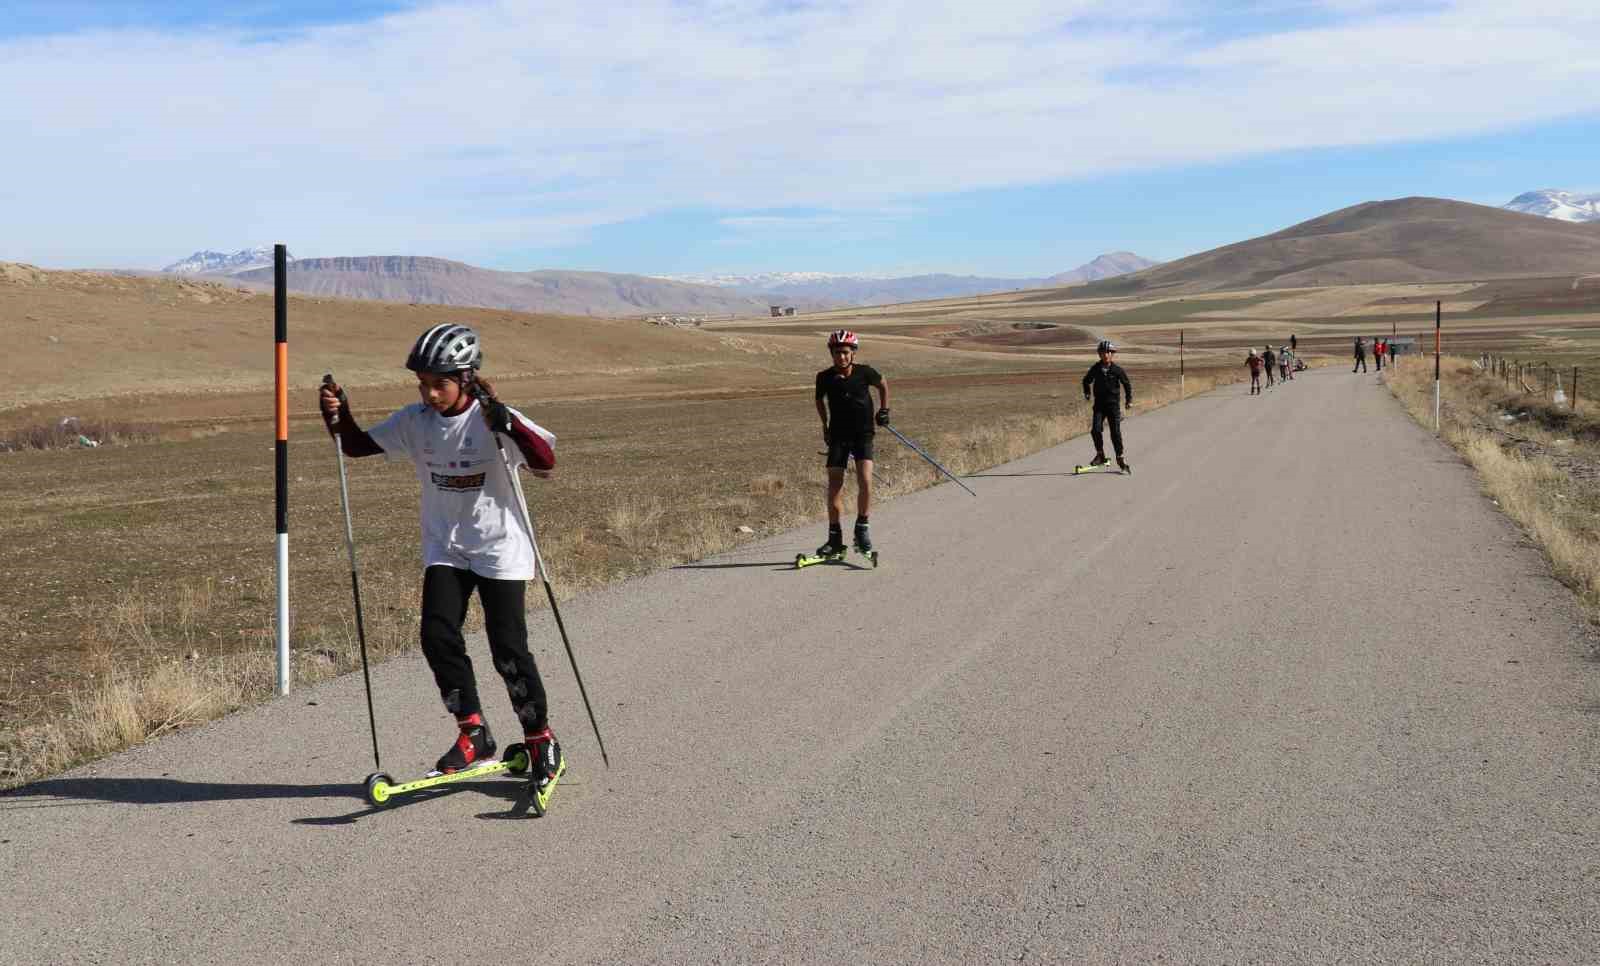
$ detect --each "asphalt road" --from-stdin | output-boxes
[5,368,1598,965]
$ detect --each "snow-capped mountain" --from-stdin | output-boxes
[1503,190,1600,223]
[162,247,293,275]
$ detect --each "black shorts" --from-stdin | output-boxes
[825,434,874,468]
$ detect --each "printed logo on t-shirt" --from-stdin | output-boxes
[430,471,486,492]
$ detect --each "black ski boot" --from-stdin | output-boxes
[434,715,497,774]
[853,520,873,553]
[1116,456,1131,474]
[1089,452,1108,467]
[816,527,846,558]
[525,725,566,815]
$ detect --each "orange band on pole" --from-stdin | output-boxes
[276,343,289,441]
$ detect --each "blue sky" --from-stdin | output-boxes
[3,1,1597,276]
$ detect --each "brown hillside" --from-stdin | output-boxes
[1052,197,1600,298]
[0,262,809,412]
[228,256,782,318]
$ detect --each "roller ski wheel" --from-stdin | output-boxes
[853,542,879,568]
[364,771,396,808]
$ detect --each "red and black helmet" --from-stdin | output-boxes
[827,329,859,350]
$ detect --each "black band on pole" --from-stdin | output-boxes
[1179,329,1184,376]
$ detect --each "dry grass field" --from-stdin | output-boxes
[1386,355,1600,625]
[4,260,1599,786]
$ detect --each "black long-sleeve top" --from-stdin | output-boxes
[1082,361,1133,411]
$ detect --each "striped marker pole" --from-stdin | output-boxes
[1433,301,1442,433]
[274,244,291,696]
[1179,329,1185,399]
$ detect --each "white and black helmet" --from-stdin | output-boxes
[406,324,481,374]
[1097,339,1117,353]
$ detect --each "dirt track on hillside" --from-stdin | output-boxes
[4,369,1598,963]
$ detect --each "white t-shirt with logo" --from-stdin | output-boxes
[368,400,556,580]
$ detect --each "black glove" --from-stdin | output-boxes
[875,407,890,427]
[481,396,514,434]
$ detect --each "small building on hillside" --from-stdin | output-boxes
[770,305,782,317]
[783,307,796,316]
[1386,337,1419,356]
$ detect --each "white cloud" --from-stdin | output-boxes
[1,0,1597,266]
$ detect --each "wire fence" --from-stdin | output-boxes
[1478,353,1585,412]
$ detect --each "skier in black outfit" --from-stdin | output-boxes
[1353,337,1368,373]
[1082,340,1133,472]
[814,329,889,556]
[1262,345,1277,388]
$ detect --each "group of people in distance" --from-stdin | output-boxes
[1245,341,1302,396]
[1353,336,1395,373]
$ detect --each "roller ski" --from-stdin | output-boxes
[524,726,567,817]
[853,521,879,568]
[363,719,532,808]
[796,535,848,569]
[1073,454,1131,476]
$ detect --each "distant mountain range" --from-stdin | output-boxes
[225,256,787,317]
[1503,189,1600,223]
[1058,197,1600,298]
[162,247,291,275]
[162,250,1156,317]
[658,252,1158,306]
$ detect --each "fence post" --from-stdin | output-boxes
[1575,366,1581,412]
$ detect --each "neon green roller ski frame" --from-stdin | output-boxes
[794,546,879,569]
[364,742,567,816]
[1072,462,1130,476]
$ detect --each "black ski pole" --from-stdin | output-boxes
[882,424,977,497]
[323,374,382,771]
[477,390,611,768]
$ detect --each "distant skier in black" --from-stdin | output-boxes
[814,329,889,557]
[1082,340,1133,472]
[1290,333,1297,353]
[1353,337,1368,373]
[1262,345,1277,388]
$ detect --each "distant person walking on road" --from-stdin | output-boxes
[317,323,567,799]
[1375,338,1387,372]
[815,329,889,558]
[1278,347,1292,383]
[1082,340,1133,472]
[1290,334,1297,353]
[1262,345,1277,388]
[1353,337,1368,373]
[1247,348,1264,395]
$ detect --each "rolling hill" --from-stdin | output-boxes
[1052,198,1600,299]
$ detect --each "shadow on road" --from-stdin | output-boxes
[1,776,355,810]
[964,471,1083,478]
[672,560,796,570]
[0,775,538,826]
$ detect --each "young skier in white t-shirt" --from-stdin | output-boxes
[318,324,565,794]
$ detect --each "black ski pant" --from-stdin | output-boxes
[1091,405,1124,457]
[420,565,549,734]
[1354,354,1367,372]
